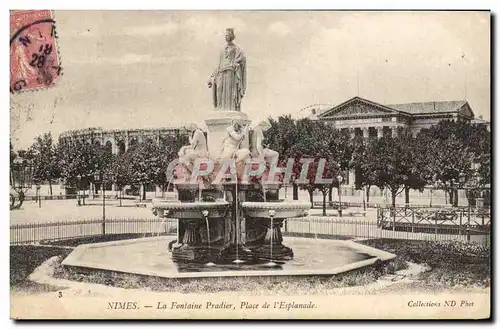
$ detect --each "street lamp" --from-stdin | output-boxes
[76,174,82,206]
[36,184,41,208]
[10,158,34,210]
[337,174,343,217]
[94,171,106,235]
[451,178,456,207]
[430,177,439,208]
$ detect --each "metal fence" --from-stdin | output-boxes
[10,218,177,245]
[376,206,490,234]
[283,216,490,246]
[10,208,491,246]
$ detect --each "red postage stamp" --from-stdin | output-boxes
[10,10,62,93]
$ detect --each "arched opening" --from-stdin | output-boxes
[129,137,138,148]
[105,140,112,154]
[117,140,126,155]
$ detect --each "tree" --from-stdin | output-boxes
[264,115,300,199]
[10,142,17,165]
[366,129,426,207]
[104,153,129,206]
[57,140,114,192]
[291,119,343,215]
[350,136,378,203]
[418,120,480,206]
[124,138,177,201]
[28,132,60,195]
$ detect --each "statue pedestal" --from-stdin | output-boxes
[205,111,251,159]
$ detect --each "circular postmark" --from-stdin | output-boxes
[10,10,62,93]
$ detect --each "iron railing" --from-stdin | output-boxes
[10,218,177,245]
[10,207,491,246]
[283,216,490,246]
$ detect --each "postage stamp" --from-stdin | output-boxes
[10,10,62,93]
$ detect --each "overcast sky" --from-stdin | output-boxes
[10,10,490,149]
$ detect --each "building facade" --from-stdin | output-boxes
[309,96,476,137]
[58,127,189,155]
[58,127,190,194]
[307,96,486,189]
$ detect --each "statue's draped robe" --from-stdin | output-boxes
[210,44,246,111]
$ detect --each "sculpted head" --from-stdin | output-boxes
[234,122,242,133]
[225,28,235,42]
[184,123,198,133]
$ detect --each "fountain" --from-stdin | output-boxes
[151,28,310,267]
[61,28,396,279]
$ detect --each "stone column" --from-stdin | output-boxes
[392,127,398,137]
[362,127,369,138]
[350,128,355,139]
[111,138,118,155]
[377,127,383,138]
[125,133,130,152]
[348,170,356,187]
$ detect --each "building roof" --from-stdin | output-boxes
[386,100,467,115]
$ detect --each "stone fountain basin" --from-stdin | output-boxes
[152,200,230,219]
[241,200,311,219]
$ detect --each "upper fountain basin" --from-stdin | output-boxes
[152,200,230,219]
[241,200,311,219]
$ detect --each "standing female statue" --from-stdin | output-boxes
[208,28,247,112]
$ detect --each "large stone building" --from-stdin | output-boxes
[308,96,477,137]
[58,127,189,194]
[58,126,189,155]
[306,96,488,189]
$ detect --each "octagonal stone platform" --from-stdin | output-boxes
[61,236,395,278]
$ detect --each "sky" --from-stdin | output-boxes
[10,10,490,149]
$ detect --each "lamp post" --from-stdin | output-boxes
[36,184,41,208]
[451,178,456,207]
[10,158,34,210]
[362,186,366,212]
[337,174,343,217]
[76,174,82,206]
[459,173,469,219]
[429,177,439,208]
[94,171,106,235]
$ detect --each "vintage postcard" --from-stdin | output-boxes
[9,10,491,320]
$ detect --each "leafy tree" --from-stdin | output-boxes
[123,137,177,200]
[366,128,426,207]
[350,136,378,203]
[418,120,480,206]
[265,115,300,199]
[10,142,17,165]
[28,132,60,195]
[291,119,344,215]
[57,140,114,191]
[103,153,129,206]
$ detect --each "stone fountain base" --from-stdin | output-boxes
[251,244,294,261]
[61,236,397,278]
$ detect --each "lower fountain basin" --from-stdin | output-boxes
[241,200,311,219]
[61,236,396,278]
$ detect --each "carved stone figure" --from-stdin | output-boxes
[219,121,250,162]
[251,120,279,165]
[178,123,208,169]
[207,28,246,112]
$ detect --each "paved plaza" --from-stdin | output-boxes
[10,199,153,225]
